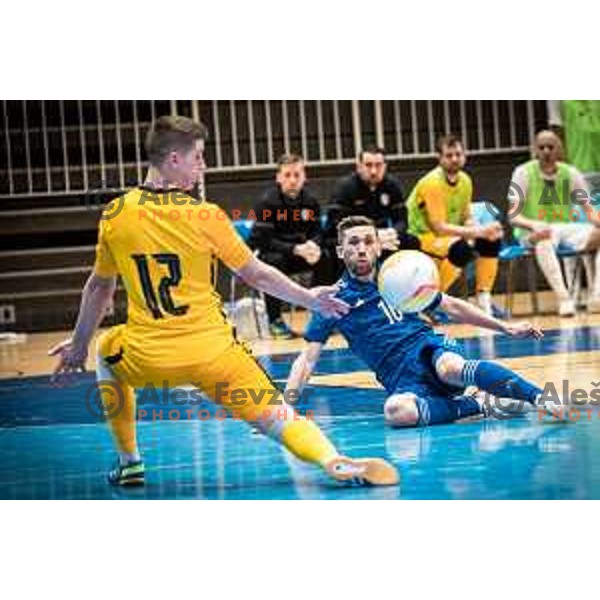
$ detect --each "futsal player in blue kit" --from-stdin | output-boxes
[287,216,562,427]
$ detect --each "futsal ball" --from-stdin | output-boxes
[377,250,440,313]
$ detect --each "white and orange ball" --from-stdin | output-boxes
[377,250,440,314]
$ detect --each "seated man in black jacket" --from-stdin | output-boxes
[249,154,327,338]
[323,146,420,280]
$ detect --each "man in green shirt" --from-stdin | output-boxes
[510,130,600,315]
[548,100,600,188]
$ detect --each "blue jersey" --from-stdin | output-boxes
[304,271,461,394]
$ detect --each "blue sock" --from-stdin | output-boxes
[415,394,483,426]
[462,360,542,404]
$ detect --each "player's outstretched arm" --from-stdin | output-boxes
[439,294,543,339]
[236,255,349,318]
[48,272,116,381]
[286,342,323,396]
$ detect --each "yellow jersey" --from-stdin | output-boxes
[407,167,473,236]
[94,187,252,364]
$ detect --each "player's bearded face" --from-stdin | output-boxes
[440,144,465,175]
[339,226,381,277]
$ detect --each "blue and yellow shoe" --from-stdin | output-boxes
[107,460,145,487]
[269,319,297,340]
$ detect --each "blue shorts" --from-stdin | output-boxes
[386,332,467,399]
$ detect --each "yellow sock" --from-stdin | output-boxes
[280,418,339,466]
[99,380,138,456]
[439,259,461,292]
[475,257,499,292]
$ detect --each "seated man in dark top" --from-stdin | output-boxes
[323,146,420,281]
[249,154,327,338]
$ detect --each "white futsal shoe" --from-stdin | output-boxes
[587,295,600,314]
[558,298,576,317]
[325,456,400,486]
[534,394,570,422]
[476,291,493,316]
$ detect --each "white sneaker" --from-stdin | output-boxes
[534,394,569,422]
[476,291,493,316]
[587,295,600,314]
[325,456,400,486]
[558,298,576,317]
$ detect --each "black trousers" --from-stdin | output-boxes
[259,250,332,323]
[447,237,501,267]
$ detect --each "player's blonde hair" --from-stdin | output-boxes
[145,116,208,167]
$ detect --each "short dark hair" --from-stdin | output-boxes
[145,116,208,167]
[277,153,304,168]
[436,134,464,154]
[358,146,386,162]
[337,215,376,245]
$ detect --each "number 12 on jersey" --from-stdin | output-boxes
[132,253,189,319]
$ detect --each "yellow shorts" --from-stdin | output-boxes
[418,232,460,259]
[97,325,278,417]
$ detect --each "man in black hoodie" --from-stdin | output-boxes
[323,146,420,280]
[249,154,327,338]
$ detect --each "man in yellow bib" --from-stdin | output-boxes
[49,116,398,488]
[407,135,504,315]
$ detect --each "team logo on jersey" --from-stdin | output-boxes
[380,193,390,207]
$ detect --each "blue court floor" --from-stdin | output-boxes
[1,327,600,499]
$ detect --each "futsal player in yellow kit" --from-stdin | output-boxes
[407,135,504,314]
[49,116,398,488]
